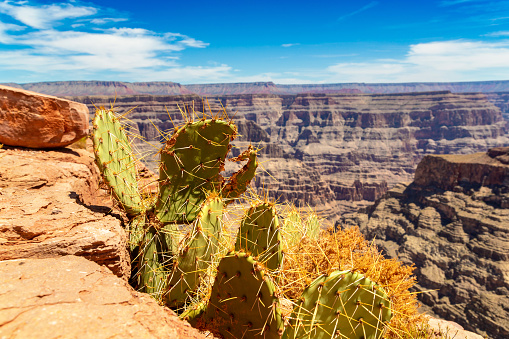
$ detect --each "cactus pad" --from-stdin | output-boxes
[135,226,170,298]
[203,252,284,339]
[235,203,282,272]
[128,213,146,252]
[156,119,236,223]
[166,194,224,307]
[222,145,258,202]
[283,270,392,339]
[92,109,142,216]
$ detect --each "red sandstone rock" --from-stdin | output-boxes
[0,146,129,279]
[0,85,89,148]
[0,256,205,338]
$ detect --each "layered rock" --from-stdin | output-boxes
[6,80,509,96]
[69,91,509,218]
[340,149,509,339]
[0,256,205,338]
[0,85,89,148]
[0,146,129,279]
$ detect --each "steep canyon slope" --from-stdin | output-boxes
[6,79,509,96]
[341,148,509,339]
[69,91,509,218]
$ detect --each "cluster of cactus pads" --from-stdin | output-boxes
[92,107,393,338]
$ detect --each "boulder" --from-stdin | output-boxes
[0,146,130,279]
[0,85,89,148]
[0,256,205,338]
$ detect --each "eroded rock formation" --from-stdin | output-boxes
[0,256,205,338]
[0,85,89,148]
[0,146,130,279]
[341,148,509,339]
[70,91,509,219]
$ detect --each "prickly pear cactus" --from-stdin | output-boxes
[156,119,236,224]
[166,194,224,307]
[235,202,283,271]
[283,270,392,339]
[222,145,258,201]
[92,108,142,216]
[93,107,261,309]
[202,251,284,339]
[134,226,170,298]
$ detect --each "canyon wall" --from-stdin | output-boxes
[340,148,509,339]
[69,91,509,219]
[6,80,509,96]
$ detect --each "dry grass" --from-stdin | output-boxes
[279,226,426,338]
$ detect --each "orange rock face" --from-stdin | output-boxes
[0,85,89,148]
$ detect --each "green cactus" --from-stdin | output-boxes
[201,251,284,339]
[156,119,237,224]
[235,202,283,272]
[128,213,146,252]
[283,270,392,339]
[166,193,224,307]
[92,108,143,216]
[222,145,258,202]
[92,108,258,307]
[134,226,170,298]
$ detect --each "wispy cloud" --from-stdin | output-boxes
[282,43,299,47]
[336,1,378,22]
[0,1,231,82]
[0,1,97,29]
[90,17,128,25]
[323,40,509,82]
[484,31,509,37]
[439,0,479,6]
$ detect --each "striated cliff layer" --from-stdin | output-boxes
[6,80,509,96]
[341,148,509,339]
[69,91,509,218]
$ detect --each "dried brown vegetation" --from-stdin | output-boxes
[279,226,426,338]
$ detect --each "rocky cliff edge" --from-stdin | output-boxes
[341,148,509,339]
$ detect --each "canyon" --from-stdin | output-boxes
[5,80,509,96]
[1,82,507,338]
[63,90,509,219]
[341,148,509,339]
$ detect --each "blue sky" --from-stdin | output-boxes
[0,0,509,84]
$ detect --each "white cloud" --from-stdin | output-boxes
[484,31,509,37]
[0,1,97,29]
[0,1,222,82]
[324,40,509,82]
[90,17,128,25]
[282,43,299,48]
[0,20,24,43]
